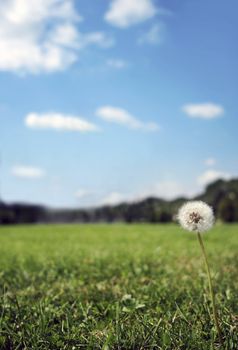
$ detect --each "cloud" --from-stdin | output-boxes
[100,192,126,206]
[49,24,114,49]
[12,165,45,179]
[25,112,99,132]
[105,0,157,28]
[96,106,159,131]
[81,32,114,48]
[129,181,196,202]
[75,189,92,199]
[106,59,128,69]
[0,0,114,74]
[182,103,224,119]
[138,181,191,200]
[100,181,192,206]
[138,23,163,45]
[205,158,216,166]
[197,170,231,186]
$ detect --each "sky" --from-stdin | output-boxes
[0,0,237,208]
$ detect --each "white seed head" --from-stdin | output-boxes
[178,201,214,233]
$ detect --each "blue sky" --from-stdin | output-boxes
[0,0,237,207]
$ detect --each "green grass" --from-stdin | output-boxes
[0,223,237,349]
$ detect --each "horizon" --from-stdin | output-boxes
[2,177,237,210]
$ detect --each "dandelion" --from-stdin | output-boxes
[178,201,214,233]
[178,201,222,342]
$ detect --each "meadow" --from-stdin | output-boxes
[0,224,237,349]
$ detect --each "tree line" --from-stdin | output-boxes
[0,179,238,224]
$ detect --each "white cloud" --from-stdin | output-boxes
[138,23,163,45]
[96,106,159,131]
[182,103,224,119]
[105,0,157,28]
[1,0,79,24]
[138,181,190,200]
[100,181,192,206]
[25,112,99,132]
[205,158,216,167]
[101,192,126,206]
[49,24,114,49]
[48,23,80,50]
[106,59,128,69]
[75,189,91,199]
[12,165,45,179]
[80,32,114,49]
[0,0,114,74]
[197,170,231,186]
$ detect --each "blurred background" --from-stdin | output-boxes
[0,0,237,223]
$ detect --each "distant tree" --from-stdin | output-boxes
[0,205,16,224]
[159,211,173,223]
[217,195,238,222]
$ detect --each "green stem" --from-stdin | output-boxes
[197,232,222,342]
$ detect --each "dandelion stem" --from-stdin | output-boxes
[197,232,222,342]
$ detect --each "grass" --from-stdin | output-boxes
[0,223,237,349]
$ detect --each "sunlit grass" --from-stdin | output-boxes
[0,224,237,349]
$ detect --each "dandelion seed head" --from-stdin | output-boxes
[178,201,214,233]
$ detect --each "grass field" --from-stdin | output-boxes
[0,224,237,349]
